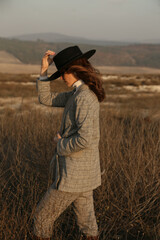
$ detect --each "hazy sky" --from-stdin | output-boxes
[0,0,160,42]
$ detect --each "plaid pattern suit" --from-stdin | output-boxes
[34,80,101,238]
[37,80,101,193]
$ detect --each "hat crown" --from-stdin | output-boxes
[47,45,96,81]
[53,46,82,71]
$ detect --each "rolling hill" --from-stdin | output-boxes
[12,32,130,46]
[0,37,160,68]
[0,51,22,64]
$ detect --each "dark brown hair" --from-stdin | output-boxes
[62,58,105,102]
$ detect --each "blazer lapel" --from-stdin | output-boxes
[60,84,89,135]
[60,89,75,135]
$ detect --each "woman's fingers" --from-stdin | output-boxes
[54,136,61,143]
[57,132,62,139]
[41,50,56,70]
[47,50,55,55]
[53,132,62,143]
[45,51,56,65]
[40,50,56,76]
[57,134,61,139]
[44,50,56,58]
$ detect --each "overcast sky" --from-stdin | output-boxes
[0,0,160,42]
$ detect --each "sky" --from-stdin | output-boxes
[0,0,160,42]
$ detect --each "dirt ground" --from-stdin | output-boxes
[1,50,160,75]
[1,63,160,75]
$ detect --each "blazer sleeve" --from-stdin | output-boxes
[37,79,74,107]
[57,95,95,156]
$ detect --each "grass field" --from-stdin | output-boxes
[1,61,160,75]
[0,73,160,240]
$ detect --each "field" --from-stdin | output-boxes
[0,71,160,240]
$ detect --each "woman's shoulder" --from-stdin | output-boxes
[75,85,99,106]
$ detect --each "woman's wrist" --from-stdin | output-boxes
[40,68,48,77]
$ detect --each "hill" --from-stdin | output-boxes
[0,37,160,68]
[12,32,129,46]
[0,51,22,64]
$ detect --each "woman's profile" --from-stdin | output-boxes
[33,46,105,240]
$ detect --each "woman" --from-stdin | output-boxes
[33,46,105,240]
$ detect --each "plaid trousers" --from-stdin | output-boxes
[33,186,98,238]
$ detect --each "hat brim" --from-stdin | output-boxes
[41,49,96,81]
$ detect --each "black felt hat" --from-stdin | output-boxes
[44,46,96,81]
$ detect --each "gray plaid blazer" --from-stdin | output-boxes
[37,80,101,192]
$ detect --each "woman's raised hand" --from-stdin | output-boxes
[40,50,56,76]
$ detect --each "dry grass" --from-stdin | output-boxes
[102,74,160,114]
[102,74,160,86]
[0,108,159,240]
[0,73,160,239]
[0,73,70,98]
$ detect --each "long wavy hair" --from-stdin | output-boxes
[61,58,105,102]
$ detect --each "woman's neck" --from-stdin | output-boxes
[72,79,84,89]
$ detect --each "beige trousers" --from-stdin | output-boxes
[33,186,98,238]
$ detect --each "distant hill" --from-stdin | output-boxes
[0,37,160,68]
[0,51,22,64]
[11,32,130,46]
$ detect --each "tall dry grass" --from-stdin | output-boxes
[0,108,159,240]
